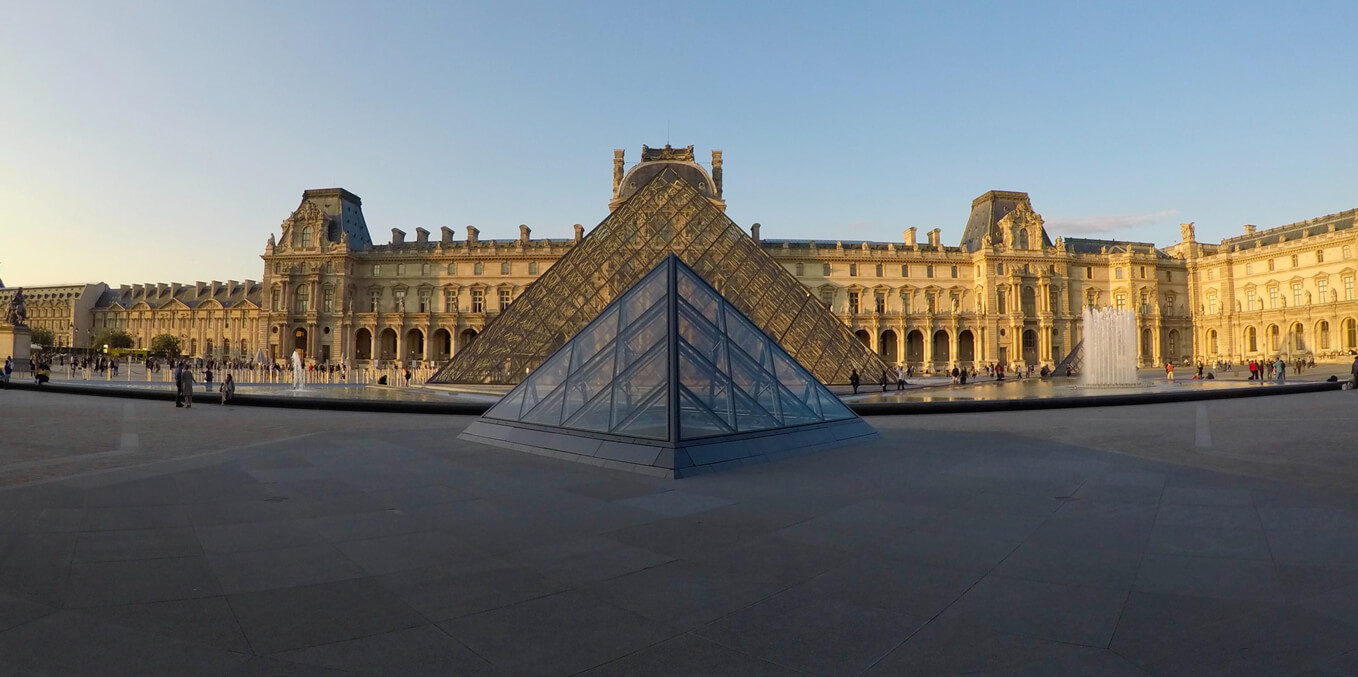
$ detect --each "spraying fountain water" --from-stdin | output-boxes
[291,349,306,390]
[1081,308,1139,387]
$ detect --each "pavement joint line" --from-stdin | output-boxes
[1195,404,1212,448]
[0,430,331,492]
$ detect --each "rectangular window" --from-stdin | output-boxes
[1269,288,1279,309]
[529,261,538,275]
[1140,266,1146,278]
[996,263,1004,275]
[875,263,883,277]
[926,265,934,278]
[499,289,512,310]
[1293,283,1304,307]
[820,288,833,309]
[323,288,334,313]
[1345,246,1352,259]
[1346,276,1355,301]
[1115,294,1126,310]
[951,265,958,278]
[902,294,911,314]
[373,264,381,276]
[874,295,885,314]
[997,290,1007,314]
[500,262,510,275]
[368,292,379,312]
[1207,269,1214,280]
[902,265,910,277]
[448,263,457,275]
[1207,295,1218,314]
[795,262,804,276]
[1115,268,1123,279]
[849,263,858,277]
[1317,250,1325,264]
[1291,254,1299,267]
[393,289,406,312]
[474,262,483,275]
[823,263,831,276]
[1086,266,1093,279]
[1319,278,1329,302]
[471,289,485,313]
[1165,271,1172,282]
[1245,263,1253,274]
[418,294,429,313]
[444,290,455,312]
[848,291,860,314]
[1268,259,1275,272]
[397,264,405,276]
[1246,288,1257,309]
[271,291,280,311]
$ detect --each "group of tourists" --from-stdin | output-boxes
[170,361,236,408]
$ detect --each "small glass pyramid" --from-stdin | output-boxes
[466,254,875,477]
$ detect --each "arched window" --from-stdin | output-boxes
[1319,320,1331,350]
[1245,326,1257,352]
[1347,319,1357,349]
[1268,325,1280,352]
[300,226,312,248]
[1017,230,1029,249]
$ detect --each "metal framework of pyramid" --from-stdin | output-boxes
[428,167,890,387]
[460,255,878,478]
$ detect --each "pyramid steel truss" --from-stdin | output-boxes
[460,255,878,478]
[428,168,890,386]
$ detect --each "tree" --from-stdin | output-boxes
[93,329,134,351]
[150,334,180,357]
[29,327,55,348]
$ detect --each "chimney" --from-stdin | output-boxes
[391,228,405,245]
[928,228,941,247]
[1244,224,1257,236]
[711,150,723,198]
[903,227,917,246]
[750,223,761,242]
[573,224,584,242]
[226,280,238,295]
[440,226,454,243]
[613,149,625,194]
[519,224,531,244]
[466,225,479,244]
[210,281,221,296]
[415,227,429,245]
[195,281,207,297]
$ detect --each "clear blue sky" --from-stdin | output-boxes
[2,1,1355,286]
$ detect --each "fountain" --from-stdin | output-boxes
[291,349,305,390]
[1081,308,1139,387]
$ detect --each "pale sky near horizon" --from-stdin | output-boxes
[2,1,1355,286]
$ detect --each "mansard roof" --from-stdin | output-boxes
[959,190,1052,252]
[1224,208,1357,252]
[93,281,262,311]
[1063,237,1173,259]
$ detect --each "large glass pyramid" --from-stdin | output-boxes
[462,254,877,478]
[428,168,890,387]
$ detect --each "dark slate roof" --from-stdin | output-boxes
[958,191,1053,252]
[1224,208,1357,251]
[301,188,372,249]
[1063,237,1172,259]
[93,281,262,310]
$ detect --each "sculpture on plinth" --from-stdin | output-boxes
[5,288,26,326]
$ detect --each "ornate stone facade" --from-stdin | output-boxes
[0,284,106,348]
[70,146,1358,370]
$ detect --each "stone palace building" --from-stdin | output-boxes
[10,145,1356,372]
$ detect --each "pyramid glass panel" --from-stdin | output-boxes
[462,254,875,475]
[428,168,888,386]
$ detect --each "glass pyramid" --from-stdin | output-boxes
[481,254,858,445]
[429,167,889,386]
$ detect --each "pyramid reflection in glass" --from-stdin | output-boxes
[462,255,876,478]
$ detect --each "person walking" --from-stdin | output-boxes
[849,368,860,395]
[173,361,185,406]
[1275,357,1286,384]
[219,373,235,405]
[178,365,196,408]
[1166,362,1174,382]
[895,365,906,390]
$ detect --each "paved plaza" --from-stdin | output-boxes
[0,388,1357,675]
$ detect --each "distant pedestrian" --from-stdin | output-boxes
[1,357,10,389]
[849,368,860,395]
[173,362,184,406]
[178,365,196,408]
[895,365,906,390]
[1275,357,1285,384]
[1166,362,1174,382]
[881,371,890,391]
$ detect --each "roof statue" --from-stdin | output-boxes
[461,254,878,477]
